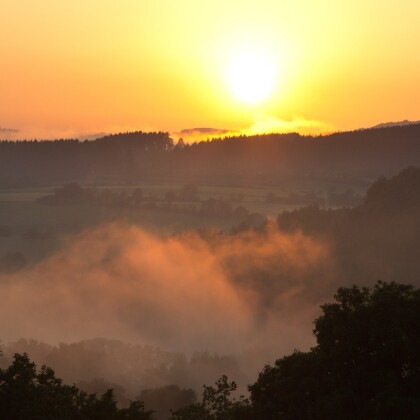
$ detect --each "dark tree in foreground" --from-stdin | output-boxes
[171,375,251,420]
[0,353,154,419]
[138,385,196,420]
[249,281,420,419]
[174,281,420,419]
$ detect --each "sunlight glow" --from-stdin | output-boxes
[226,48,278,105]
[2,0,419,135]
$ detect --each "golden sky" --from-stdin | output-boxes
[1,0,419,139]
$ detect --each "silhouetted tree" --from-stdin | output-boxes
[138,385,196,420]
[171,375,251,420]
[249,281,420,419]
[0,353,155,419]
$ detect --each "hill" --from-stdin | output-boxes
[0,124,419,186]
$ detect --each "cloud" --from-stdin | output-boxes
[0,125,136,141]
[172,116,334,143]
[0,127,19,133]
[242,115,335,136]
[172,127,231,143]
[0,127,20,140]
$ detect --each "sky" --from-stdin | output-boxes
[1,0,419,140]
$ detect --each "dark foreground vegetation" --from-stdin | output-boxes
[1,281,419,419]
[0,353,154,419]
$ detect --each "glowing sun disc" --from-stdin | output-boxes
[226,48,277,105]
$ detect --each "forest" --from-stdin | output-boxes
[1,127,420,418]
[0,124,420,186]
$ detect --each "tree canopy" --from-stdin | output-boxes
[249,281,420,419]
[0,353,154,419]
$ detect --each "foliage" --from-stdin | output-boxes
[249,281,420,419]
[171,375,252,420]
[0,353,154,419]
[138,385,196,420]
[364,166,420,212]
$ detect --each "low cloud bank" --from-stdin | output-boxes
[172,115,334,143]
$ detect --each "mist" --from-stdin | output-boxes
[0,222,333,357]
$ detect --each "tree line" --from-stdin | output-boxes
[1,124,420,186]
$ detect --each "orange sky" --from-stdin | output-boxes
[0,0,419,140]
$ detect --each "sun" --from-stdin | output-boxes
[226,47,277,105]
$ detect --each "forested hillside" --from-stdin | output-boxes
[1,124,420,186]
